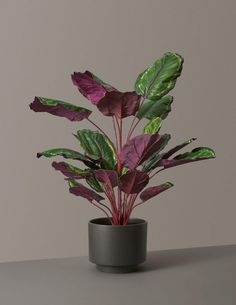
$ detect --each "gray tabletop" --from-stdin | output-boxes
[0,245,235,305]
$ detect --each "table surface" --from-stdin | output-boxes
[0,245,235,305]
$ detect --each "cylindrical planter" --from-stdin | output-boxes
[88,217,147,273]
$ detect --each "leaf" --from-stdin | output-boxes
[140,182,174,202]
[85,175,103,193]
[69,183,104,202]
[162,138,197,159]
[94,170,119,188]
[120,170,149,194]
[30,97,91,121]
[137,95,173,120]
[97,91,141,118]
[143,134,171,171]
[135,52,183,101]
[71,70,116,105]
[66,178,79,188]
[76,129,116,169]
[144,117,162,134]
[120,133,167,170]
[37,148,99,169]
[52,161,91,179]
[158,147,216,169]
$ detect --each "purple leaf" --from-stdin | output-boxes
[94,169,119,188]
[140,182,174,202]
[29,97,91,121]
[52,161,90,179]
[120,170,149,194]
[97,91,141,118]
[69,183,104,202]
[71,71,116,105]
[120,133,165,170]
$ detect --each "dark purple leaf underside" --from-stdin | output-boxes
[30,97,91,121]
[120,133,163,170]
[71,70,116,105]
[97,91,141,118]
[94,169,119,188]
[69,183,104,202]
[52,161,89,179]
[140,182,174,202]
[120,170,149,194]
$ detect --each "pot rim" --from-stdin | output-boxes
[89,217,147,227]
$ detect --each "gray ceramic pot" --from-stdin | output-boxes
[88,218,147,273]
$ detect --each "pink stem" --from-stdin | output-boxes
[91,201,113,224]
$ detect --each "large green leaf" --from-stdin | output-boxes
[144,117,162,135]
[76,129,117,169]
[137,96,173,120]
[37,148,99,169]
[135,52,183,101]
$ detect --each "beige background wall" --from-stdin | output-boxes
[0,0,235,262]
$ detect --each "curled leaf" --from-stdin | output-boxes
[52,161,90,179]
[120,170,149,194]
[97,91,141,118]
[71,71,116,104]
[158,147,216,169]
[30,97,91,121]
[162,138,197,159]
[37,148,99,169]
[140,182,174,202]
[69,183,104,202]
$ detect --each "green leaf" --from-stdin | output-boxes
[144,117,162,135]
[175,147,216,161]
[37,148,87,160]
[76,129,117,169]
[144,134,171,171]
[121,167,129,175]
[137,96,173,120]
[86,175,103,193]
[66,179,79,188]
[37,148,99,169]
[135,52,183,101]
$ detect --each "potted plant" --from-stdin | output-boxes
[30,52,215,273]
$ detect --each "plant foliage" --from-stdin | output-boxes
[30,52,216,225]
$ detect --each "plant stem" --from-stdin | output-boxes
[112,117,118,150]
[91,201,113,224]
[126,95,145,141]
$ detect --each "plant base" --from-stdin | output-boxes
[96,264,139,273]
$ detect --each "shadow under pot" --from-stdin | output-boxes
[88,218,147,273]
